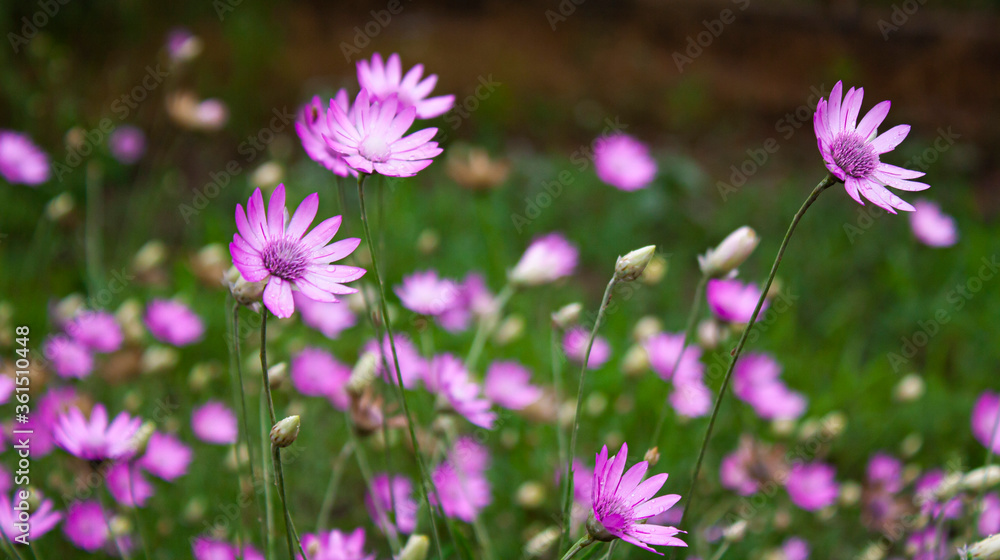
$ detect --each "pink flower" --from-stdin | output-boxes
[589,442,686,554]
[720,441,758,496]
[484,361,542,410]
[867,452,903,493]
[191,402,238,445]
[567,459,595,527]
[366,473,417,535]
[0,490,61,542]
[907,527,947,560]
[706,279,767,323]
[732,353,806,421]
[109,126,146,164]
[144,299,205,346]
[425,354,495,429]
[300,528,374,560]
[0,130,49,186]
[166,27,200,62]
[669,380,712,418]
[356,53,454,119]
[910,199,958,247]
[644,333,703,383]
[138,432,193,481]
[192,536,265,560]
[980,493,1000,536]
[973,391,1000,453]
[814,80,928,213]
[915,469,962,520]
[291,347,351,410]
[394,270,459,316]
[563,327,610,370]
[0,375,14,406]
[782,537,810,560]
[296,92,355,177]
[53,404,141,461]
[438,273,496,333]
[294,291,357,339]
[230,184,365,318]
[195,99,229,130]
[324,89,442,177]
[509,233,578,286]
[43,335,94,379]
[62,501,109,552]
[786,462,838,511]
[431,437,492,522]
[106,463,154,507]
[594,134,657,191]
[65,310,123,353]
[26,387,77,457]
[364,334,427,389]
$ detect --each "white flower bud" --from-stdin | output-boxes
[515,481,546,509]
[399,534,430,560]
[270,416,300,448]
[615,245,656,282]
[551,303,583,329]
[524,527,560,558]
[698,226,759,278]
[893,374,925,402]
[347,352,379,396]
[226,266,267,307]
[968,534,1000,559]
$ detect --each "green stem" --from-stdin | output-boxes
[649,274,709,448]
[260,391,275,559]
[465,283,515,372]
[272,446,307,560]
[344,412,402,554]
[259,311,276,426]
[357,173,444,560]
[560,535,595,560]
[316,441,355,532]
[601,541,618,560]
[125,462,153,560]
[85,161,104,295]
[98,483,131,560]
[230,303,265,545]
[708,541,731,560]
[672,173,837,555]
[562,277,619,549]
[2,536,28,560]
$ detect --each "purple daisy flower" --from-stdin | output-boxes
[0,130,49,186]
[425,354,495,429]
[910,199,958,247]
[594,134,657,191]
[366,473,418,536]
[357,53,455,119]
[324,90,443,177]
[62,501,109,552]
[144,299,205,346]
[431,437,492,522]
[588,442,686,554]
[484,361,543,410]
[43,334,94,379]
[814,80,929,213]
[973,391,1000,453]
[191,401,238,445]
[293,292,357,339]
[300,527,374,560]
[706,278,767,323]
[109,126,146,165]
[296,92,354,177]
[65,310,123,353]
[291,347,351,410]
[138,432,193,481]
[786,462,839,511]
[509,232,579,287]
[394,270,460,317]
[0,490,61,542]
[53,404,142,461]
[230,184,365,318]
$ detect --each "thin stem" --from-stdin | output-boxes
[85,161,104,295]
[98,483,131,560]
[272,446,308,560]
[259,311,276,426]
[230,303,265,544]
[560,535,595,560]
[465,283,516,372]
[125,462,153,560]
[357,173,444,560]
[601,541,618,560]
[707,541,731,560]
[316,440,355,532]
[260,396,276,559]
[650,274,709,448]
[562,277,619,549]
[672,173,837,555]
[2,537,28,560]
[344,411,402,554]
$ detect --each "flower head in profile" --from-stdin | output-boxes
[65,310,123,353]
[484,361,543,410]
[357,53,455,119]
[706,279,767,324]
[43,335,94,379]
[366,473,418,536]
[300,527,374,560]
[106,463,154,507]
[814,80,929,213]
[509,233,579,287]
[324,90,442,177]
[394,270,459,317]
[138,432,193,481]
[0,490,61,542]
[53,404,142,461]
[62,501,109,552]
[0,130,49,186]
[425,354,495,429]
[594,134,657,191]
[910,199,958,247]
[230,184,365,318]
[786,462,839,511]
[563,327,611,370]
[296,92,354,177]
[191,401,237,445]
[144,299,205,346]
[588,442,686,554]
[291,347,351,410]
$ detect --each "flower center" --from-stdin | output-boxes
[262,237,308,281]
[831,133,878,178]
[358,135,392,163]
[593,495,634,536]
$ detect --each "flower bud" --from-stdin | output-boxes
[723,519,747,542]
[270,416,300,448]
[524,527,560,558]
[632,316,661,342]
[129,421,156,456]
[45,192,75,222]
[347,352,379,396]
[267,362,287,389]
[551,303,583,330]
[615,245,656,282]
[698,226,759,278]
[515,481,546,509]
[226,266,267,308]
[417,229,440,255]
[893,373,925,402]
[493,315,524,346]
[133,240,168,275]
[643,446,660,466]
[621,344,649,377]
[141,346,179,374]
[968,533,1000,559]
[697,318,721,350]
[640,254,667,285]
[399,534,430,560]
[251,161,283,189]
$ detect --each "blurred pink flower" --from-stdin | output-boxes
[62,501,109,552]
[300,527,373,560]
[230,184,365,318]
[867,452,903,493]
[291,347,351,410]
[786,462,839,511]
[484,360,542,410]
[980,493,1000,536]
[438,273,496,333]
[109,126,146,164]
[720,441,758,496]
[732,353,806,421]
[43,335,94,379]
[296,92,354,177]
[973,391,1000,453]
[568,459,594,527]
[324,89,442,177]
[192,536,265,560]
[0,130,49,186]
[670,380,712,418]
[509,233,578,287]
[395,270,459,317]
[425,354,495,429]
[644,333,703,383]
[706,279,767,323]
[106,463,154,507]
[431,437,492,522]
[364,334,427,389]
[357,53,454,119]
[0,467,9,495]
[293,292,357,339]
[138,432,193,481]
[195,98,228,130]
[27,387,77,457]
[814,80,928,213]
[594,134,657,191]
[366,473,417,535]
[65,310,123,353]
[165,27,200,62]
[910,199,958,247]
[191,401,238,445]
[0,490,61,542]
[915,469,962,520]
[782,537,810,560]
[54,404,141,461]
[907,527,947,560]
[0,376,13,405]
[563,327,610,370]
[144,299,205,346]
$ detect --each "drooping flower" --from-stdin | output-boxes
[192,536,265,560]
[356,53,455,119]
[62,501,109,552]
[231,184,365,318]
[509,233,578,287]
[563,327,611,370]
[144,299,205,346]
[0,130,49,186]
[594,134,657,191]
[324,90,443,177]
[425,354,495,429]
[53,404,142,461]
[109,126,146,164]
[786,462,839,511]
[484,361,543,410]
[394,270,459,317]
[106,463,154,507]
[291,347,352,410]
[366,473,418,536]
[65,310,124,353]
[973,391,1000,454]
[293,291,357,339]
[138,432,193,481]
[300,527,374,560]
[191,402,238,445]
[588,442,686,554]
[296,92,354,177]
[706,279,767,323]
[43,335,94,379]
[910,199,958,247]
[364,334,427,389]
[732,353,806,421]
[814,80,929,213]
[431,437,492,522]
[0,490,61,542]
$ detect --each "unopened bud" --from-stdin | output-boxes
[493,315,524,346]
[251,161,283,189]
[632,316,661,342]
[621,345,649,377]
[141,346,179,374]
[110,515,131,537]
[347,352,379,396]
[45,192,75,222]
[643,446,660,465]
[723,519,747,542]
[900,433,923,458]
[615,245,656,282]
[698,226,759,278]
[399,534,430,560]
[524,527,560,558]
[697,318,721,350]
[133,240,167,274]
[551,303,582,330]
[822,411,847,438]
[268,362,287,388]
[270,416,300,448]
[416,229,440,255]
[226,266,266,308]
[893,374,925,402]
[640,254,667,285]
[839,481,862,507]
[968,533,1000,559]
[515,481,546,509]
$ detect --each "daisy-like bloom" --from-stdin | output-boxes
[0,130,49,186]
[563,327,611,370]
[364,334,427,389]
[191,401,238,445]
[138,432,193,481]
[509,233,579,287]
[300,528,374,560]
[973,391,1000,454]
[706,279,767,324]
[230,184,365,318]
[425,354,495,429]
[732,353,806,421]
[0,490,62,542]
[43,335,94,379]
[910,199,958,247]
[782,537,810,560]
[294,290,357,339]
[144,299,205,346]
[786,462,839,511]
[366,473,418,535]
[394,270,460,317]
[431,437,492,522]
[357,53,455,119]
[291,347,351,410]
[65,310,123,353]
[814,80,929,213]
[62,501,109,552]
[192,536,265,560]
[296,92,354,177]
[324,90,443,177]
[594,134,657,192]
[106,463,154,507]
[27,387,77,457]
[484,361,543,410]
[588,442,686,554]
[979,493,1000,536]
[109,126,146,164]
[54,404,142,461]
